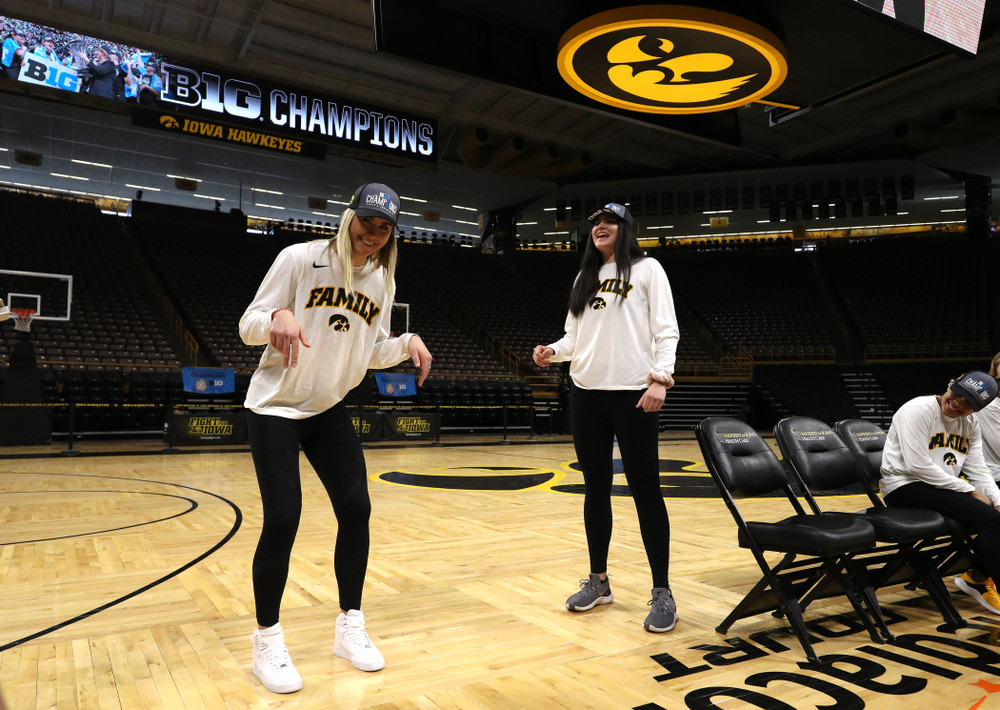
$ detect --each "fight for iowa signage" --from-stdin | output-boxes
[0,15,437,163]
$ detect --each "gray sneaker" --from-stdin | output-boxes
[566,573,613,611]
[644,587,677,632]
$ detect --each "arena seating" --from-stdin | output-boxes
[128,205,275,371]
[388,255,509,376]
[662,248,837,361]
[823,236,990,354]
[400,243,564,376]
[751,364,861,427]
[0,191,181,370]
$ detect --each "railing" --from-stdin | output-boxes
[865,343,992,361]
[22,357,181,372]
[743,345,837,363]
[119,220,201,364]
[524,374,562,396]
[720,346,753,378]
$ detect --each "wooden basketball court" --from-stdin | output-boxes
[2,434,999,709]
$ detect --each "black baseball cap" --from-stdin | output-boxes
[349,183,400,226]
[587,202,634,229]
[949,371,999,412]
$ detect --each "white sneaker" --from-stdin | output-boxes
[251,623,303,694]
[334,610,385,671]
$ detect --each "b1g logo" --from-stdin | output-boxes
[557,6,787,114]
[19,56,81,92]
[161,63,262,119]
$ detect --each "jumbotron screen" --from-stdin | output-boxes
[0,14,438,162]
[853,0,987,53]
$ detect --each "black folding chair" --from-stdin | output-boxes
[775,416,964,629]
[695,416,887,663]
[835,418,977,592]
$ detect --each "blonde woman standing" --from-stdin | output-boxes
[239,183,431,693]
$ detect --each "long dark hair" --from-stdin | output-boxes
[567,218,644,317]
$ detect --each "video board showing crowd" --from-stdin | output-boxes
[853,0,986,54]
[0,14,438,163]
[0,14,165,103]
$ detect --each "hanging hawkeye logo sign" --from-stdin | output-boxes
[557,5,788,114]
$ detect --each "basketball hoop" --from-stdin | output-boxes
[11,308,35,333]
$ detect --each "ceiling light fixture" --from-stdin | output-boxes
[71,159,113,168]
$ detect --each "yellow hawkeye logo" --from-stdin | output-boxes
[606,36,754,104]
[557,6,787,114]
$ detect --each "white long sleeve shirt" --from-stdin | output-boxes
[239,240,413,418]
[546,258,679,390]
[976,398,1000,481]
[880,394,1000,505]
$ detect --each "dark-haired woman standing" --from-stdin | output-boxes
[533,202,679,632]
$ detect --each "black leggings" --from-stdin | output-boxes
[885,481,1000,583]
[570,383,671,588]
[247,405,371,626]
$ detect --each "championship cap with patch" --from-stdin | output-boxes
[350,183,400,226]
[587,202,634,229]
[949,371,999,411]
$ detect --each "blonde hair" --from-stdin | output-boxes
[990,351,1000,378]
[325,206,398,298]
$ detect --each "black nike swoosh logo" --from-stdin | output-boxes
[312,262,328,268]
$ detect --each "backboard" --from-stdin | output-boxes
[0,268,73,322]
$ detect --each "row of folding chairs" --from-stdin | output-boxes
[695,415,974,665]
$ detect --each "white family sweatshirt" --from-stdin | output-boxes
[880,394,1000,505]
[547,258,679,390]
[240,240,413,418]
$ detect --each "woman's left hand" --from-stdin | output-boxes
[636,375,674,412]
[408,335,433,385]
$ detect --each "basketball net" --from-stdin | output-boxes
[11,309,35,333]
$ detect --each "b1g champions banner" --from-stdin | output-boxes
[1,15,438,163]
[155,61,437,163]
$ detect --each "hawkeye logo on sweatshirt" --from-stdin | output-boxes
[304,286,381,327]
